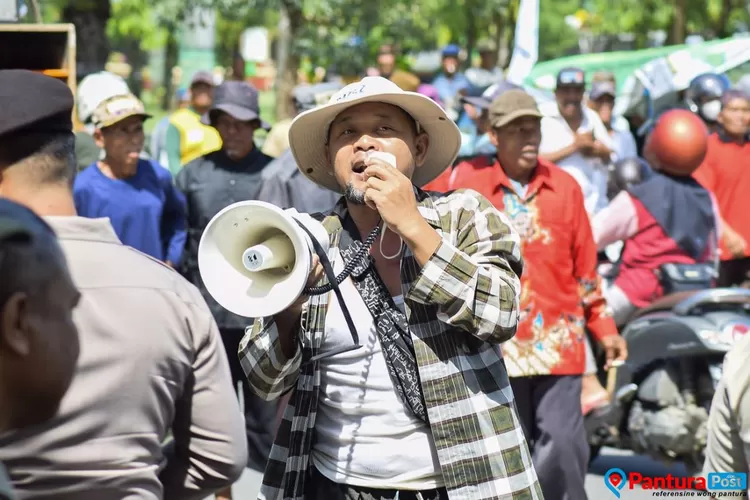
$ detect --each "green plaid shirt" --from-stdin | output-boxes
[239,187,543,500]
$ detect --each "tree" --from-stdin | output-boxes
[47,0,112,76]
[588,0,749,46]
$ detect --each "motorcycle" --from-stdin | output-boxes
[585,158,750,473]
[585,284,750,473]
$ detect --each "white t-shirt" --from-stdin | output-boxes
[311,258,443,489]
[609,127,639,163]
[539,101,614,216]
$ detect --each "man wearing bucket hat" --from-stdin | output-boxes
[240,76,541,500]
[176,80,277,494]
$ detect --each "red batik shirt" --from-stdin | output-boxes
[425,157,618,376]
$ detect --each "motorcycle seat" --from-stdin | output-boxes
[632,291,700,319]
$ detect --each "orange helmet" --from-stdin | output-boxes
[644,109,709,177]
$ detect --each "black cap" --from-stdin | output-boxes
[206,81,270,130]
[0,198,56,244]
[556,67,586,88]
[293,82,343,113]
[0,70,73,140]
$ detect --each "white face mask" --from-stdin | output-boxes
[701,100,722,122]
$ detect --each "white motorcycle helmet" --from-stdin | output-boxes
[77,71,130,124]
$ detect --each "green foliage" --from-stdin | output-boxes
[107,0,165,50]
[538,0,580,60]
[49,0,750,80]
[589,0,749,46]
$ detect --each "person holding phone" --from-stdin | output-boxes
[239,76,542,500]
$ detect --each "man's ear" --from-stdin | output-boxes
[93,129,105,149]
[0,292,31,357]
[716,110,726,128]
[414,132,429,167]
[488,127,500,147]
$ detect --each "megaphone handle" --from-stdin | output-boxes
[295,222,361,347]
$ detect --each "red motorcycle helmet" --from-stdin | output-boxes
[644,109,709,177]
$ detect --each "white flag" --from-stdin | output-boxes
[505,0,540,85]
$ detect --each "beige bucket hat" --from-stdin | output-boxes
[288,76,461,193]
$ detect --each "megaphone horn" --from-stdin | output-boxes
[197,201,330,318]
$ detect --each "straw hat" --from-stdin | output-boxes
[288,76,460,193]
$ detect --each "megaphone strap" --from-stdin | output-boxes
[295,221,365,364]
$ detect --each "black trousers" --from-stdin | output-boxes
[510,375,588,500]
[305,466,449,500]
[221,327,277,473]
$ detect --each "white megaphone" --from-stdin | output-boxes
[197,201,330,318]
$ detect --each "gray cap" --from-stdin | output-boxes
[190,71,214,87]
[207,81,270,130]
[590,81,616,100]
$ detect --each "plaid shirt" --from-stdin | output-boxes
[239,187,543,500]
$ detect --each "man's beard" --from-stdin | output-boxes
[344,182,366,205]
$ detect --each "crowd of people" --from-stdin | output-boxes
[0,38,749,500]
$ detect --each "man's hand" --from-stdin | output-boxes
[574,131,595,154]
[600,335,628,370]
[275,255,325,359]
[287,255,325,316]
[363,161,442,265]
[591,141,612,161]
[724,227,747,259]
[363,163,423,238]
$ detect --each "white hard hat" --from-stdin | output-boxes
[77,71,130,124]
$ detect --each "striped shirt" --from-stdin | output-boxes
[239,187,543,500]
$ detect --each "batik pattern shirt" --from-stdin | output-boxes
[425,158,618,377]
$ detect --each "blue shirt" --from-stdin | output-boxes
[459,129,496,158]
[74,159,187,265]
[431,72,471,103]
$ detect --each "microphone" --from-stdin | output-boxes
[365,151,397,169]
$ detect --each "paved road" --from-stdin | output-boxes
[587,447,691,499]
